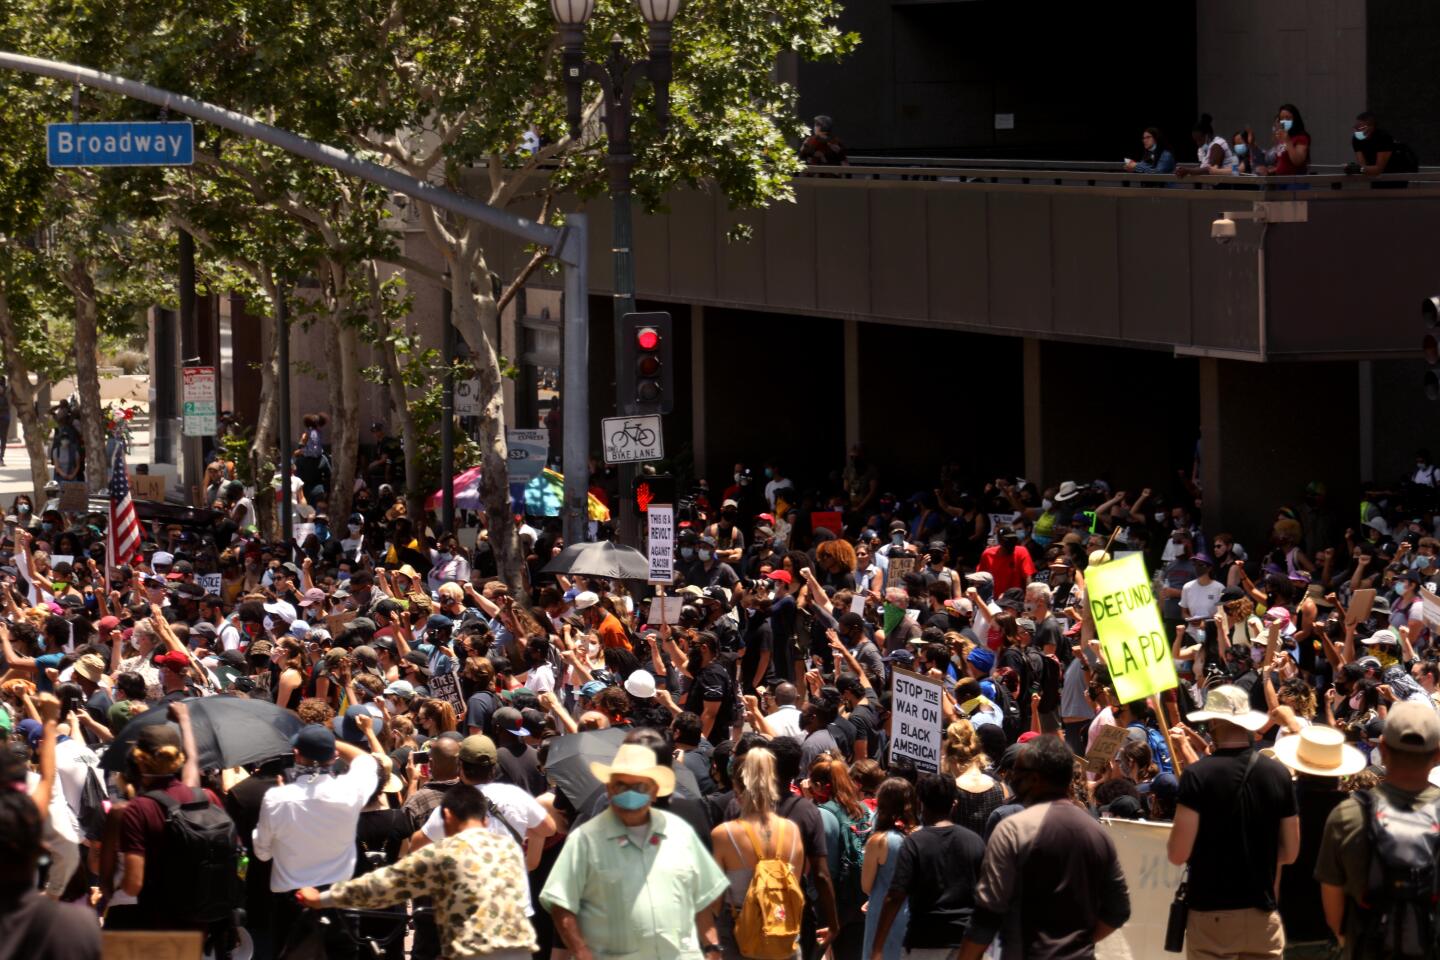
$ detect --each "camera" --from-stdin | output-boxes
[1210,217,1237,244]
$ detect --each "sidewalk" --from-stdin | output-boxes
[0,426,151,502]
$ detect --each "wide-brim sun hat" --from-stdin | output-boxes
[589,743,675,797]
[1271,725,1367,778]
[1186,683,1269,732]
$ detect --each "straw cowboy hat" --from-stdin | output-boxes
[1271,726,1366,778]
[589,743,676,797]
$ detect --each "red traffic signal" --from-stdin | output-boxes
[621,312,672,414]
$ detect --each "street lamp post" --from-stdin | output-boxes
[552,0,679,547]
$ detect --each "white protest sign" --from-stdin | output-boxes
[647,596,683,625]
[889,667,945,772]
[49,554,74,569]
[1422,588,1440,630]
[198,573,223,596]
[428,669,467,720]
[850,594,867,616]
[647,504,674,584]
[1096,819,1185,960]
[988,512,1019,544]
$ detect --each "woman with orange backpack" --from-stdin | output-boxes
[711,747,807,959]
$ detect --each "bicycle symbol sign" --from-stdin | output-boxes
[602,414,664,465]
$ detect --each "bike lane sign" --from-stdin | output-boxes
[602,414,664,465]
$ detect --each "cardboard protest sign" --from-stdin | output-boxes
[1346,588,1375,627]
[647,596,683,625]
[889,667,945,772]
[1085,723,1129,773]
[886,554,917,588]
[59,482,88,512]
[1086,553,1178,703]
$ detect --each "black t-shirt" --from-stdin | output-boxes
[356,807,412,872]
[1352,129,1396,167]
[683,560,740,591]
[1176,747,1298,911]
[685,660,736,742]
[496,739,547,796]
[847,700,881,757]
[1279,778,1346,942]
[740,618,777,690]
[890,824,987,948]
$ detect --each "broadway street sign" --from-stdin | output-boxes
[47,121,194,167]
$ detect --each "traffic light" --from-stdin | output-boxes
[1424,297,1440,399]
[632,474,676,514]
[620,311,673,414]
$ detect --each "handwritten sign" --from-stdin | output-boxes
[59,481,88,513]
[889,667,944,772]
[132,474,165,502]
[1085,723,1130,773]
[102,930,203,960]
[1086,554,1178,703]
[429,669,466,720]
[647,504,674,584]
[198,572,223,596]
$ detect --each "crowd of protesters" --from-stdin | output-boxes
[9,424,1440,960]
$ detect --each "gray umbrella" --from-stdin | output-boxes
[543,540,650,580]
[544,727,701,806]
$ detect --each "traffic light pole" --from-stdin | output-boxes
[613,187,640,548]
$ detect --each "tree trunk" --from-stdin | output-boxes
[250,277,281,539]
[68,260,107,494]
[450,268,524,596]
[0,289,52,501]
[329,318,361,527]
[377,324,423,527]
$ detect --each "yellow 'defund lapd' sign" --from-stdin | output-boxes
[1086,553,1179,703]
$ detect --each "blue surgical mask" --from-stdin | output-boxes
[610,789,652,812]
[698,550,713,562]
[764,468,774,479]
[1280,119,1294,132]
[1234,143,1248,156]
[680,547,695,561]
[1354,129,1367,141]
[338,570,351,581]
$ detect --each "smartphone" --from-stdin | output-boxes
[413,750,430,766]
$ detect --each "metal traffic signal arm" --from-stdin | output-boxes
[0,50,593,546]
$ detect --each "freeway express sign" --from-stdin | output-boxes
[47,121,194,167]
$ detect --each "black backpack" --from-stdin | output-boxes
[142,788,241,925]
[1353,788,1440,958]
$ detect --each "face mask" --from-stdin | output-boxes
[1154,512,1165,524]
[41,523,53,533]
[1354,129,1367,141]
[1280,118,1294,132]
[338,570,351,581]
[892,533,904,546]
[698,550,713,562]
[18,505,29,514]
[348,523,362,534]
[51,580,67,590]
[734,472,742,483]
[680,547,695,561]
[1041,499,1053,510]
[1234,143,1248,156]
[610,789,652,812]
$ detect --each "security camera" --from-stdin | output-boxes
[1211,217,1237,244]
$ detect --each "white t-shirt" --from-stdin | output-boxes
[54,737,101,820]
[421,781,548,848]
[526,662,556,695]
[1180,578,1225,638]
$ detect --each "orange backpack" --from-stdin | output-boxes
[733,819,804,960]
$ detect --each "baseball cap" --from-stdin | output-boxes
[151,551,175,567]
[18,717,42,748]
[336,704,384,745]
[97,616,120,632]
[384,680,417,699]
[1142,772,1180,800]
[154,651,190,671]
[1383,701,1440,753]
[768,570,793,585]
[580,680,607,699]
[624,670,657,699]
[884,649,915,665]
[425,614,454,632]
[493,706,531,738]
[965,571,994,587]
[459,734,498,764]
[291,725,338,763]
[299,587,327,608]
[1363,629,1399,647]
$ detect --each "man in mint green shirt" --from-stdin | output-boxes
[541,743,728,960]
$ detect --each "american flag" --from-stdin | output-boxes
[107,446,141,570]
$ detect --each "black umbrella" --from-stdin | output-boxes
[101,696,303,772]
[543,540,650,580]
[544,727,700,806]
